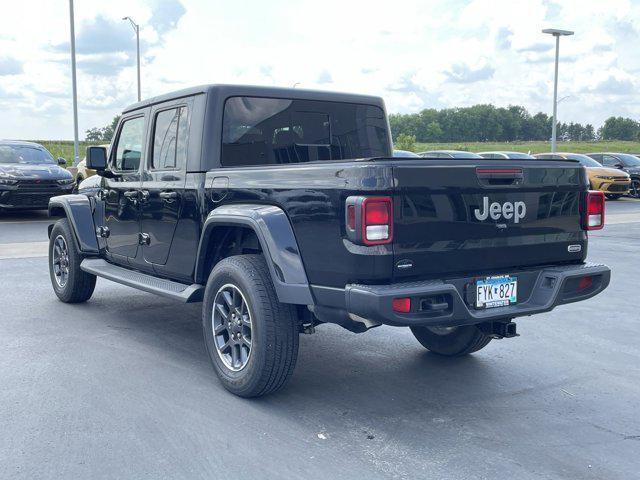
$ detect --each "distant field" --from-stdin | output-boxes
[413,140,640,154]
[27,140,101,167]
[26,139,640,167]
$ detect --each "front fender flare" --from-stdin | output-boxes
[48,194,99,254]
[195,204,314,305]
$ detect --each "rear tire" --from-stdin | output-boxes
[48,218,96,303]
[202,255,299,397]
[410,325,491,356]
[605,194,622,200]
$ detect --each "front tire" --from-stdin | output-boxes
[48,218,96,303]
[605,193,622,200]
[629,179,640,199]
[410,325,491,356]
[202,255,299,397]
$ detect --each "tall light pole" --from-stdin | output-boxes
[68,0,79,165]
[542,28,574,152]
[123,16,141,101]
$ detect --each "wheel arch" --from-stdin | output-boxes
[195,204,314,305]
[48,194,99,254]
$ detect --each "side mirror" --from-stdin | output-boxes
[57,157,66,166]
[86,146,108,171]
[614,163,624,169]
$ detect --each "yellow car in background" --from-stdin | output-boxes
[68,144,109,189]
[534,152,631,200]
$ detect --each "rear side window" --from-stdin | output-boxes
[221,96,390,167]
[114,116,145,171]
[151,107,188,170]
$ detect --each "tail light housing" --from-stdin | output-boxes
[345,196,393,245]
[583,191,605,230]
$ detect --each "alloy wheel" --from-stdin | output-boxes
[52,235,70,288]
[212,284,253,371]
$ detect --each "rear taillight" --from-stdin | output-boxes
[584,191,605,230]
[362,197,392,245]
[345,196,393,245]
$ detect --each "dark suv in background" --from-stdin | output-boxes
[587,153,640,198]
[0,141,74,211]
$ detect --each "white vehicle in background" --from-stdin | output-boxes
[393,149,420,157]
[478,151,535,160]
[417,150,482,159]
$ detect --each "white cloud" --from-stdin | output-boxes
[0,0,638,139]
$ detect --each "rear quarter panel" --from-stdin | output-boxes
[205,162,395,287]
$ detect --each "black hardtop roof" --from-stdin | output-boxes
[123,84,386,114]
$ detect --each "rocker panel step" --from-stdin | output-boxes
[80,258,204,303]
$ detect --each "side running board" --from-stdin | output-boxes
[80,258,204,303]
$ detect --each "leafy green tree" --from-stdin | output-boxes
[424,121,443,142]
[599,116,640,141]
[394,133,416,151]
[85,115,121,143]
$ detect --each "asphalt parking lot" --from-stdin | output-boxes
[1,201,639,480]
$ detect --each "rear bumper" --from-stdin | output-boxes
[339,263,610,327]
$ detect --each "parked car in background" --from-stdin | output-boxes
[417,150,482,159]
[478,151,535,160]
[0,140,74,211]
[534,152,630,200]
[70,144,108,190]
[77,174,101,197]
[586,152,640,199]
[393,149,420,157]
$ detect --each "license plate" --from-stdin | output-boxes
[475,275,517,309]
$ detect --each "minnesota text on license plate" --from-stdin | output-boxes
[476,276,517,308]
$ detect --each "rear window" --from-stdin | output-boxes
[616,153,640,166]
[451,152,482,159]
[566,154,602,167]
[221,96,390,166]
[507,153,534,159]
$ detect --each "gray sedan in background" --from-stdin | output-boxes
[478,151,535,160]
[417,150,482,159]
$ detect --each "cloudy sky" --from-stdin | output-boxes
[0,0,639,140]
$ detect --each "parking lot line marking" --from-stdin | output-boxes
[0,242,49,259]
[606,214,640,225]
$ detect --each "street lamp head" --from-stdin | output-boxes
[122,16,138,29]
[542,28,574,36]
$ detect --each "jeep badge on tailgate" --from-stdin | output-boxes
[474,197,527,223]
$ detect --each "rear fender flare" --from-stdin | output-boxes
[195,204,314,305]
[48,194,99,254]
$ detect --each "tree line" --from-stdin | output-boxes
[85,108,640,145]
[389,104,640,144]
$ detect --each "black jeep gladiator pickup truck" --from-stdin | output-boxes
[47,85,610,397]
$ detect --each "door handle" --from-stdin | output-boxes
[123,190,139,199]
[159,191,178,200]
[97,189,110,200]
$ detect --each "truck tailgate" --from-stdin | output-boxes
[392,159,588,280]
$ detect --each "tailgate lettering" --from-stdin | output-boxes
[475,197,526,224]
